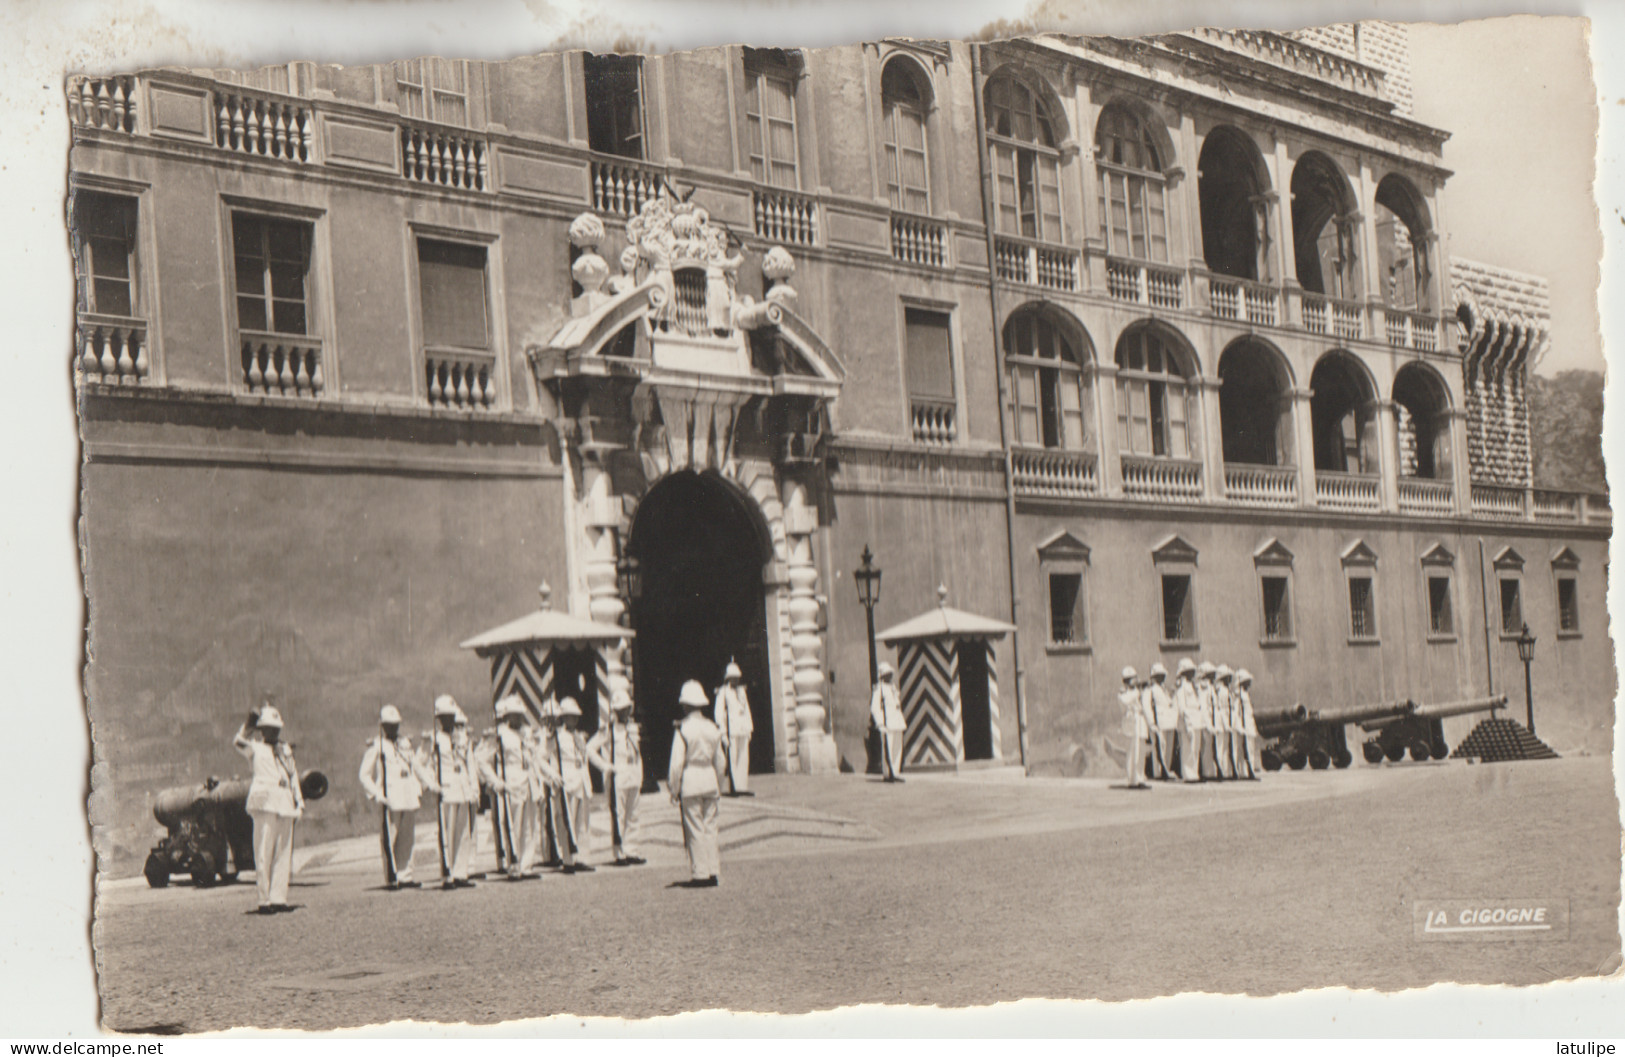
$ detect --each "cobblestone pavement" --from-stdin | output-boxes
[95,757,1620,1032]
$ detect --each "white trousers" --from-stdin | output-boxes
[724,736,751,792]
[679,794,720,879]
[497,790,536,876]
[880,729,904,778]
[1212,731,1233,780]
[605,778,641,858]
[1126,733,1148,786]
[1177,722,1202,782]
[438,801,476,881]
[379,807,416,883]
[566,787,591,859]
[250,810,295,907]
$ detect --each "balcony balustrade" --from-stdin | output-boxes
[1210,277,1279,327]
[591,156,663,217]
[401,120,488,191]
[1531,489,1579,522]
[1107,259,1183,308]
[891,213,947,268]
[240,332,324,397]
[425,348,497,410]
[76,314,148,384]
[1471,483,1527,520]
[1315,471,1380,511]
[993,235,1078,291]
[1012,448,1098,498]
[1301,293,1364,341]
[1397,476,1454,515]
[1121,454,1202,502]
[67,76,138,133]
[1223,463,1298,507]
[910,399,956,446]
[216,89,313,163]
[753,187,818,246]
[1384,309,1442,352]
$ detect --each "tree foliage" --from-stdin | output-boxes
[1528,370,1607,494]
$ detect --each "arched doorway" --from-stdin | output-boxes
[627,470,777,785]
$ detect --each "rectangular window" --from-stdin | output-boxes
[1260,575,1292,642]
[1557,577,1579,634]
[1161,573,1195,644]
[885,105,929,214]
[73,191,138,317]
[1427,575,1454,636]
[1100,170,1168,262]
[744,62,799,189]
[417,239,490,349]
[1049,573,1084,646]
[232,214,311,335]
[395,58,470,125]
[584,53,645,159]
[1499,578,1523,635]
[1348,576,1376,639]
[903,308,953,402]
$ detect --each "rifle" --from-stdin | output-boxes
[549,722,578,857]
[378,735,398,886]
[495,730,518,870]
[720,684,737,796]
[607,718,623,854]
[431,729,450,882]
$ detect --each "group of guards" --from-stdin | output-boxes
[1118,659,1263,789]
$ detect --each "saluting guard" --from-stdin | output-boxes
[713,661,754,796]
[232,703,304,914]
[1146,662,1176,780]
[478,696,541,880]
[1172,659,1204,782]
[422,695,479,889]
[669,679,727,887]
[587,690,645,865]
[554,697,596,872]
[1118,667,1151,789]
[870,662,906,783]
[1235,669,1261,779]
[359,705,428,889]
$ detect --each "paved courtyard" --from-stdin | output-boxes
[94,756,1621,1032]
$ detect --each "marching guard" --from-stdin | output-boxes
[1195,662,1222,779]
[713,661,754,796]
[669,679,726,887]
[870,662,906,783]
[1146,662,1176,780]
[232,703,305,914]
[422,695,480,888]
[1118,666,1151,789]
[359,705,429,889]
[587,690,645,865]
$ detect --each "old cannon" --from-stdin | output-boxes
[1358,695,1507,763]
[1258,700,1415,771]
[143,770,327,888]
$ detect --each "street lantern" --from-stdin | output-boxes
[854,545,883,774]
[1516,622,1537,735]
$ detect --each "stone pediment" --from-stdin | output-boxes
[1151,534,1199,565]
[1420,542,1455,566]
[1252,537,1294,566]
[1036,529,1090,563]
[1492,546,1525,571]
[1551,546,1581,570]
[1340,539,1379,566]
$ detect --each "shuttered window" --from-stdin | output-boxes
[418,239,489,349]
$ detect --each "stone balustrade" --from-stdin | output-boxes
[1190,27,1385,98]
[240,332,324,397]
[1012,447,1098,498]
[216,89,312,163]
[993,235,1078,291]
[591,156,663,217]
[1384,308,1442,352]
[1301,293,1364,340]
[1223,463,1298,507]
[76,314,148,384]
[891,213,947,268]
[1531,489,1579,523]
[67,76,138,133]
[910,399,956,446]
[1471,483,1527,520]
[401,120,488,191]
[753,187,818,246]
[1121,454,1202,502]
[1315,470,1380,511]
[1107,258,1183,308]
[1210,276,1279,326]
[1397,476,1454,515]
[424,348,497,410]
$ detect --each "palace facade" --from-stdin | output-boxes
[71,24,1612,867]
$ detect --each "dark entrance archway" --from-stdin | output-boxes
[627,470,776,788]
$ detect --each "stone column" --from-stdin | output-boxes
[578,451,630,706]
[1371,399,1400,512]
[1446,407,1472,516]
[1290,388,1319,507]
[783,481,838,774]
[1196,375,1226,500]
[1094,363,1123,497]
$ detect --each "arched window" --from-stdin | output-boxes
[882,58,931,214]
[1309,353,1378,474]
[1290,153,1359,299]
[985,73,1063,241]
[1115,327,1195,458]
[1096,105,1168,263]
[1218,339,1292,466]
[1005,306,1090,451]
[1375,175,1433,311]
[1393,363,1452,480]
[1198,127,1267,281]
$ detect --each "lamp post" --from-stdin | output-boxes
[1515,622,1537,735]
[854,545,883,774]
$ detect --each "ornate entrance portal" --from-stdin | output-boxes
[628,470,776,778]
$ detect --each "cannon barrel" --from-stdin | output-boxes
[152,770,327,828]
[1308,700,1416,726]
[1360,695,1507,731]
[1254,704,1309,734]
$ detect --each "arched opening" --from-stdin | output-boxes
[1375,174,1433,311]
[1309,352,1379,474]
[1290,152,1359,299]
[1393,363,1453,480]
[1218,339,1292,465]
[1096,103,1170,262]
[881,56,932,214]
[1114,324,1198,460]
[627,470,777,782]
[1198,127,1267,280]
[985,69,1065,241]
[1003,303,1092,451]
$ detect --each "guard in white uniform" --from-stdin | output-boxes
[359,705,428,889]
[421,695,479,888]
[587,691,644,865]
[713,661,754,796]
[668,679,726,886]
[554,697,596,873]
[1172,659,1204,783]
[478,696,541,880]
[232,704,304,914]
[1118,666,1151,789]
[1235,669,1261,778]
[1146,662,1176,780]
[870,662,906,783]
[1211,666,1235,781]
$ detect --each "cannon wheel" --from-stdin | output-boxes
[1286,752,1308,771]
[1409,741,1432,763]
[190,851,218,887]
[143,853,170,889]
[1384,743,1406,763]
[1362,741,1384,764]
[1261,749,1283,772]
[1308,749,1332,770]
[1333,749,1353,769]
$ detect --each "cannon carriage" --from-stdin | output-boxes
[1358,696,1507,764]
[143,771,327,888]
[1257,701,1415,771]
